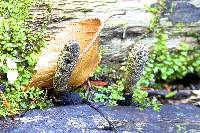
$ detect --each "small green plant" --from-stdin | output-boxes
[139,25,200,88]
[139,0,200,88]
[133,87,161,112]
[134,0,199,109]
[85,66,161,111]
[144,0,165,32]
[176,124,187,133]
[0,87,52,117]
[93,65,113,79]
[92,80,125,105]
[0,0,46,87]
[0,0,52,117]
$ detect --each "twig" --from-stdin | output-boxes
[82,99,118,132]
[0,90,16,126]
[147,89,192,99]
[86,80,95,101]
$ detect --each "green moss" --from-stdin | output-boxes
[139,30,200,88]
[138,0,200,88]
[0,0,52,117]
[0,87,52,117]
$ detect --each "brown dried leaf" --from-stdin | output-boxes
[28,18,101,90]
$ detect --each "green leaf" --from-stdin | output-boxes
[20,102,28,109]
[29,104,36,109]
[165,91,177,98]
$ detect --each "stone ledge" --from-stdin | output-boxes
[1,104,200,133]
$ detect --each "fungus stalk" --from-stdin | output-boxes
[122,43,149,105]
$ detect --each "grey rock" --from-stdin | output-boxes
[30,0,200,65]
[1,104,200,133]
[164,0,200,24]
